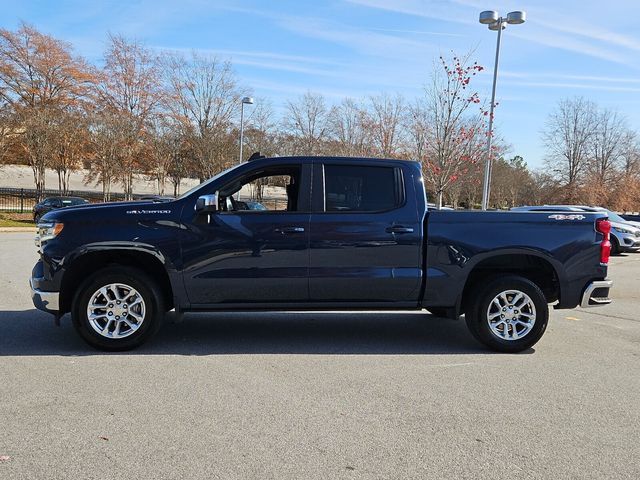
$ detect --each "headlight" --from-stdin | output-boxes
[35,222,64,247]
[613,226,633,234]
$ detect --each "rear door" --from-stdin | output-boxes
[308,161,423,303]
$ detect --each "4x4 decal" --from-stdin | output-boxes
[548,214,586,220]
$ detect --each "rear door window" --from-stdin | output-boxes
[323,165,401,212]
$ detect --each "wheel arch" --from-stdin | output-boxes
[458,250,564,314]
[59,247,175,314]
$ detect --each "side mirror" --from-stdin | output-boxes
[195,193,218,213]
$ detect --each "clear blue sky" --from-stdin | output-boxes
[4,0,640,169]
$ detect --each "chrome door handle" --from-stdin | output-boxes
[275,226,305,234]
[386,226,414,234]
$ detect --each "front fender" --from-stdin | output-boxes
[61,241,175,271]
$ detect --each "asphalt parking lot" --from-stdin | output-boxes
[1,232,639,479]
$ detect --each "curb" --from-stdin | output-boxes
[0,227,35,232]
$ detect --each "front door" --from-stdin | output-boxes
[181,161,311,305]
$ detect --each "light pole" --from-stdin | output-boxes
[239,96,254,163]
[479,10,526,210]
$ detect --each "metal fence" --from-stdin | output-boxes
[0,186,287,214]
[0,187,151,213]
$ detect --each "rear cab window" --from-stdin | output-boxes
[323,165,403,212]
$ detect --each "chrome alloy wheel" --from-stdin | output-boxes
[86,283,146,339]
[486,289,536,341]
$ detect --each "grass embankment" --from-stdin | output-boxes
[0,213,35,228]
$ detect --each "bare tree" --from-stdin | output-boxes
[588,109,626,183]
[165,51,241,179]
[620,131,639,177]
[147,115,172,195]
[580,108,628,205]
[166,130,194,196]
[97,34,162,198]
[490,155,536,208]
[327,98,367,156]
[20,109,57,195]
[542,97,596,201]
[51,108,89,193]
[283,91,329,155]
[147,114,196,196]
[244,100,279,157]
[0,100,14,165]
[89,111,125,201]
[365,93,405,157]
[612,132,640,211]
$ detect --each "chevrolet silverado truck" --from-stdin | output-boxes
[30,156,614,352]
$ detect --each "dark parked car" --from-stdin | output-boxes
[622,214,640,224]
[31,156,613,353]
[32,197,89,222]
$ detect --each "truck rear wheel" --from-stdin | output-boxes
[465,275,548,353]
[71,266,164,351]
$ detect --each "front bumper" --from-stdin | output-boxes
[30,277,59,313]
[580,279,613,308]
[617,232,640,251]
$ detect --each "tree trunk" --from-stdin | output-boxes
[64,169,72,194]
[32,163,46,202]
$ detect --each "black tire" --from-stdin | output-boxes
[465,275,548,353]
[428,308,448,318]
[610,236,620,255]
[72,266,164,351]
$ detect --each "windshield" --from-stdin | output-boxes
[605,210,627,223]
[177,164,242,200]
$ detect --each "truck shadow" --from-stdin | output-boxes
[0,309,534,356]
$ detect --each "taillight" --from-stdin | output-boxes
[596,218,611,264]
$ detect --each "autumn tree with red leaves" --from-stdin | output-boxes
[408,53,487,208]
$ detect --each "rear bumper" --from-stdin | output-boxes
[580,279,613,308]
[30,277,59,313]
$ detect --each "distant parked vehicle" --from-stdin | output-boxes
[137,195,174,202]
[621,214,640,226]
[585,209,640,253]
[33,197,89,223]
[426,203,454,211]
[512,205,640,254]
[245,201,267,210]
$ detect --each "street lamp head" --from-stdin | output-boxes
[506,11,526,24]
[479,10,499,24]
[488,21,506,31]
[242,96,254,105]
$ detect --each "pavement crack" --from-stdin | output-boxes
[575,309,640,323]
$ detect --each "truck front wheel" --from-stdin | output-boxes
[465,276,549,353]
[71,266,164,351]
[610,236,620,255]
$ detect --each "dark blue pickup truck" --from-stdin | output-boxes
[31,156,613,352]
